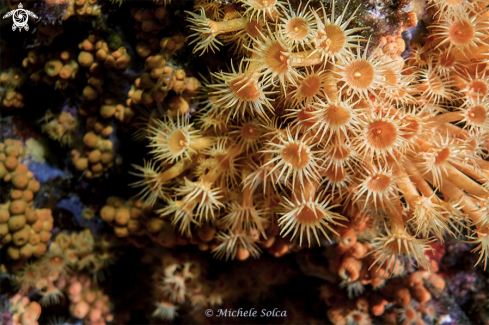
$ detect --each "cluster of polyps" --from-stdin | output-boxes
[130,0,489,270]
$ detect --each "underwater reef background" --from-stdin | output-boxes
[1,0,489,324]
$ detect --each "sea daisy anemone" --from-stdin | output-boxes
[409,195,458,240]
[186,9,223,54]
[429,0,472,19]
[221,19,265,56]
[160,266,187,303]
[416,135,464,188]
[311,1,364,63]
[157,199,199,237]
[39,283,64,306]
[279,193,346,246]
[147,115,211,165]
[434,49,457,75]
[247,31,299,92]
[345,310,372,325]
[416,63,456,104]
[379,67,417,106]
[212,230,262,261]
[398,304,421,325]
[229,120,263,152]
[279,1,316,51]
[240,0,286,22]
[18,263,40,290]
[175,177,224,223]
[243,159,282,194]
[354,166,399,211]
[209,60,275,121]
[129,160,170,207]
[370,227,434,272]
[262,127,320,189]
[203,137,242,185]
[321,142,356,172]
[321,165,353,199]
[44,249,68,273]
[431,11,489,55]
[334,41,386,99]
[194,0,223,20]
[220,202,267,235]
[466,226,489,270]
[153,300,178,320]
[283,105,320,133]
[354,109,407,164]
[460,99,489,134]
[460,70,489,103]
[288,69,333,108]
[311,97,361,143]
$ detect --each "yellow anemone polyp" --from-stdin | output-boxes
[240,122,261,142]
[321,104,352,127]
[433,147,451,165]
[168,130,188,154]
[401,117,421,140]
[466,80,488,99]
[448,20,475,45]
[295,205,321,225]
[245,20,262,37]
[324,165,347,182]
[330,145,351,161]
[365,174,392,192]
[467,105,487,125]
[49,255,65,268]
[438,51,456,69]
[281,142,310,169]
[365,120,398,150]
[263,41,290,75]
[344,59,375,90]
[298,75,321,97]
[229,75,261,102]
[285,17,309,41]
[297,107,318,128]
[319,24,346,54]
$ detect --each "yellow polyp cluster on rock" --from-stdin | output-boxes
[41,110,78,147]
[0,69,24,109]
[0,139,51,260]
[127,54,200,108]
[126,0,489,269]
[12,229,115,323]
[70,121,115,179]
[23,48,79,90]
[9,294,42,325]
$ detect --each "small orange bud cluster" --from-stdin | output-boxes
[9,294,42,325]
[68,275,113,325]
[63,0,102,20]
[131,5,168,45]
[0,139,50,260]
[13,229,115,309]
[22,48,79,90]
[71,120,114,178]
[78,35,131,102]
[127,54,200,107]
[99,196,146,239]
[322,266,445,325]
[78,35,131,71]
[0,69,24,109]
[41,110,78,147]
[98,98,134,122]
[151,254,225,321]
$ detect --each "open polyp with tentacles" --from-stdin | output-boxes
[127,0,489,277]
